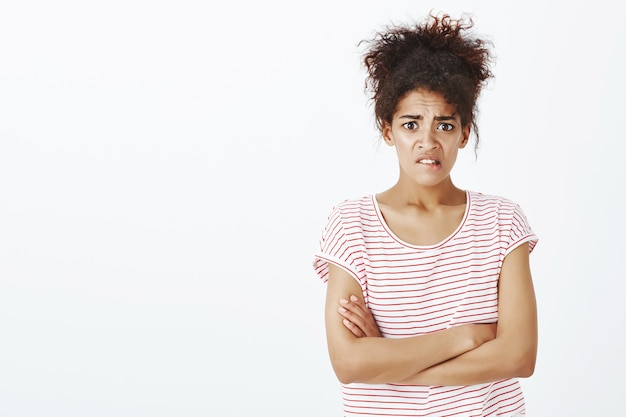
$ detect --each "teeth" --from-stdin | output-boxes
[419,159,438,164]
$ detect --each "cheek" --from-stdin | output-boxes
[394,141,414,157]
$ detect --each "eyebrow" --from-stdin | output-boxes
[399,113,458,121]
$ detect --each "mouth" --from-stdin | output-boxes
[417,158,441,166]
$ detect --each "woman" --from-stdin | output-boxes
[313,13,538,417]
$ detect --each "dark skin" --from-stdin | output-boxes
[324,89,537,386]
[331,243,537,386]
[338,294,382,338]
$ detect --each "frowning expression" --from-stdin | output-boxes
[382,89,470,188]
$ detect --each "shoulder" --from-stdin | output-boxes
[469,190,520,208]
[326,195,376,222]
[468,190,533,226]
[316,196,375,269]
[332,195,373,210]
[319,195,378,243]
[468,191,537,250]
[468,190,528,217]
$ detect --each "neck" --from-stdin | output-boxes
[386,177,465,209]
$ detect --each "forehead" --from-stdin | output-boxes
[394,89,458,117]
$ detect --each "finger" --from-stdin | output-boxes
[339,306,382,338]
[350,294,367,309]
[340,297,381,337]
[348,295,369,312]
[340,297,368,318]
[338,306,367,330]
[342,318,365,337]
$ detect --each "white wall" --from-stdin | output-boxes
[1,1,624,415]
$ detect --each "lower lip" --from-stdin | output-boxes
[417,162,442,170]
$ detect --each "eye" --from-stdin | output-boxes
[402,121,419,130]
[437,123,454,132]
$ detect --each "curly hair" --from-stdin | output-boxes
[361,13,494,149]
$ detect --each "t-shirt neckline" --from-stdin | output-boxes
[371,190,471,249]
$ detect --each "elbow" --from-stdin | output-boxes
[509,348,537,378]
[330,347,371,384]
[335,370,355,385]
[331,356,360,384]
[517,355,536,378]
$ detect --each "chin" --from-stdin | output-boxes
[411,180,446,188]
[411,174,449,187]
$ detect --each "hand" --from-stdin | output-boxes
[338,295,382,338]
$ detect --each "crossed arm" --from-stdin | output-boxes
[324,242,537,386]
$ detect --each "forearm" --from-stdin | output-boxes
[397,244,538,387]
[326,263,498,385]
[398,334,536,386]
[330,325,483,385]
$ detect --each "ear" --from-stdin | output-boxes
[382,121,395,147]
[458,124,471,149]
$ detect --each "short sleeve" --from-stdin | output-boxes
[504,202,538,256]
[312,204,365,286]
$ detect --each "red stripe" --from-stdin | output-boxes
[313,191,537,416]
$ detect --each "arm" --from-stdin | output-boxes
[325,262,496,385]
[399,243,538,386]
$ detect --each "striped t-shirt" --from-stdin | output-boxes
[313,190,538,417]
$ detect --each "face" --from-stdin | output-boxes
[382,89,470,189]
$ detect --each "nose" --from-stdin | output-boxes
[417,128,438,149]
